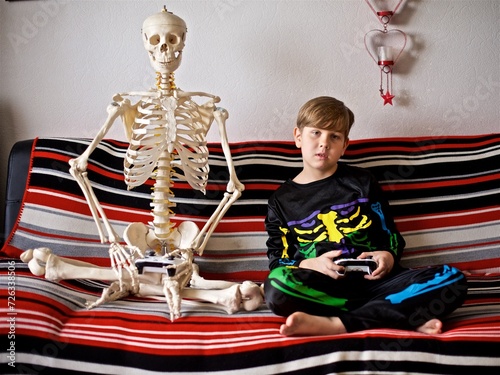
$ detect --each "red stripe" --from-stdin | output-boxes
[345,135,500,155]
[17,225,102,243]
[464,298,500,305]
[400,242,500,272]
[382,173,500,191]
[396,207,500,232]
[198,251,267,259]
[25,188,151,222]
[240,183,282,190]
[199,270,268,282]
[15,295,500,356]
[445,258,500,272]
[401,241,500,259]
[33,150,70,163]
[205,218,266,232]
[444,316,500,331]
[4,278,500,359]
[12,291,289,356]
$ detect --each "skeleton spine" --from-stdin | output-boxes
[150,151,176,241]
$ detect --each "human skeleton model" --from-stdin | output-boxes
[21,9,263,320]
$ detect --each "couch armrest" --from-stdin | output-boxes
[3,139,34,245]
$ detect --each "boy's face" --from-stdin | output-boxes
[294,126,349,178]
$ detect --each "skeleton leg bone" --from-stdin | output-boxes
[20,248,160,284]
[21,248,263,316]
[189,263,237,290]
[138,282,259,315]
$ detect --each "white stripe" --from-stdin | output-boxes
[14,322,289,351]
[14,348,500,375]
[390,187,500,206]
[19,204,132,236]
[11,319,280,346]
[13,231,108,250]
[46,137,126,158]
[343,145,500,166]
[402,222,500,251]
[396,206,500,223]
[204,233,267,252]
[402,243,500,262]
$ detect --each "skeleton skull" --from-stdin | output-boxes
[142,9,187,74]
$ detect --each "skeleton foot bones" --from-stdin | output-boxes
[20,8,263,320]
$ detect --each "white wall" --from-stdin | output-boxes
[1,0,499,236]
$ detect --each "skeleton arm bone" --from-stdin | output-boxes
[192,107,245,255]
[69,168,109,243]
[213,108,245,194]
[69,97,138,243]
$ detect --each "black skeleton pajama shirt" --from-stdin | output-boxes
[264,163,467,332]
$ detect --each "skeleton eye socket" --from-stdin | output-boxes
[149,34,161,46]
[168,34,180,45]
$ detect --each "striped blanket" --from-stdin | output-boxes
[1,135,500,374]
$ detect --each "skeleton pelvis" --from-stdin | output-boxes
[123,221,199,254]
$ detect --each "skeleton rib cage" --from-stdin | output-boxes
[124,94,213,241]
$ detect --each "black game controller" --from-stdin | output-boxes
[135,256,184,276]
[334,258,378,276]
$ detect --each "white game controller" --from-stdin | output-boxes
[135,256,184,276]
[334,258,378,276]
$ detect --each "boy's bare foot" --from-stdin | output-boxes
[416,318,442,334]
[280,312,347,336]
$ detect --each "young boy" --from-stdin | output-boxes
[264,96,468,336]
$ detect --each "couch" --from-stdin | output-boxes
[1,134,500,374]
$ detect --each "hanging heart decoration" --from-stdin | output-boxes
[364,0,404,25]
[363,0,408,105]
[364,28,407,105]
[364,28,407,68]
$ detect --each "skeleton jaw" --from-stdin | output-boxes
[149,52,182,74]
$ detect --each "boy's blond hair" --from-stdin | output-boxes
[296,96,354,138]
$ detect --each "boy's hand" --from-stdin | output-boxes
[299,250,345,279]
[358,251,394,280]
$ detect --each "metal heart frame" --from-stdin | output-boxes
[364,0,404,25]
[364,28,407,70]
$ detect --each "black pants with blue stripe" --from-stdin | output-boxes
[264,264,468,332]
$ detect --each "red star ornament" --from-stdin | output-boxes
[381,91,395,105]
